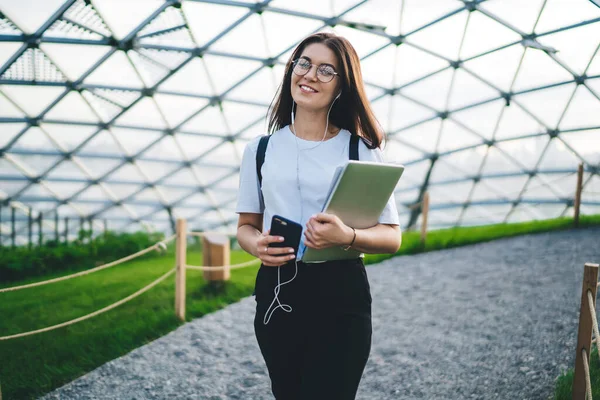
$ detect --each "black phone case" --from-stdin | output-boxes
[269,215,303,257]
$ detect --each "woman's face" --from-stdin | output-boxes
[290,42,341,112]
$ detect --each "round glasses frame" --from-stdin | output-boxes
[292,58,339,83]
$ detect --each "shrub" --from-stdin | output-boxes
[0,231,165,284]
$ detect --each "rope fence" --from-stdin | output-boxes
[0,234,176,293]
[186,259,260,271]
[583,347,593,400]
[589,289,600,364]
[184,230,261,272]
[573,262,600,399]
[0,267,176,341]
[0,225,264,342]
[184,231,262,270]
[188,231,234,238]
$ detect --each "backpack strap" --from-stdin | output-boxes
[258,133,357,186]
[349,134,359,161]
[252,135,270,297]
[256,135,270,188]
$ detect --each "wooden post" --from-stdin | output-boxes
[54,211,59,242]
[420,191,430,245]
[175,219,187,322]
[11,207,15,248]
[202,233,231,282]
[79,217,84,242]
[574,163,584,228]
[64,216,69,244]
[28,207,33,249]
[38,212,43,247]
[573,263,600,400]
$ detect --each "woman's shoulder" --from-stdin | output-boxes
[350,132,385,162]
[339,129,374,147]
[243,135,263,156]
[339,129,379,152]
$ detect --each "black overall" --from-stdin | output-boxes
[253,134,372,400]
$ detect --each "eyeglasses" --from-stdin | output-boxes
[292,58,339,83]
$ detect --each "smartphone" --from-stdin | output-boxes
[269,215,303,258]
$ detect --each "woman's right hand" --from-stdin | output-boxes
[256,230,296,267]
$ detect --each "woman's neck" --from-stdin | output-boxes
[291,107,339,141]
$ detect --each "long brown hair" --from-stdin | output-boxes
[267,32,384,149]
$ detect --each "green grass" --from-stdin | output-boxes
[0,246,258,400]
[364,214,600,265]
[554,347,600,399]
[0,215,599,400]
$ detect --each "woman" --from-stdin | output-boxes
[236,32,402,400]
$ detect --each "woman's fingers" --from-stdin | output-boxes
[268,235,285,245]
[257,232,295,266]
[304,237,318,249]
[258,234,283,246]
[266,259,295,267]
[262,245,295,256]
[258,236,290,254]
[304,230,319,248]
[306,219,318,236]
[262,253,296,267]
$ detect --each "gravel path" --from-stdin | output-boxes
[41,227,600,400]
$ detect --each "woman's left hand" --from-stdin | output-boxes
[304,213,353,249]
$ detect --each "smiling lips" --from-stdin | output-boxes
[299,84,318,93]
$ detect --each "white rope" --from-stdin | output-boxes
[0,267,176,341]
[186,258,260,271]
[588,289,600,363]
[0,235,176,293]
[583,347,593,400]
[187,231,235,238]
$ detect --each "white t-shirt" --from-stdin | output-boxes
[235,125,400,257]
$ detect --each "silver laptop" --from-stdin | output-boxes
[301,160,405,263]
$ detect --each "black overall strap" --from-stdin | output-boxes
[349,134,359,161]
[256,135,270,188]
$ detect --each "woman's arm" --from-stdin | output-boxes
[346,223,401,254]
[237,213,263,257]
[304,213,402,254]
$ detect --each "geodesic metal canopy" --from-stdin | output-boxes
[0,0,599,244]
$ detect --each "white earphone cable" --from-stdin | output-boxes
[262,92,340,325]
